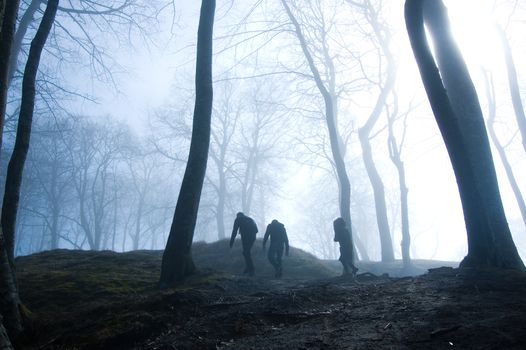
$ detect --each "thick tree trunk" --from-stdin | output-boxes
[483,72,526,227]
[1,0,59,264]
[496,26,526,154]
[159,0,215,287]
[0,0,21,152]
[405,0,524,269]
[281,0,356,268]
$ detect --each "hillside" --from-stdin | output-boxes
[14,242,526,349]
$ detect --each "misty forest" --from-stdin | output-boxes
[2,0,526,349]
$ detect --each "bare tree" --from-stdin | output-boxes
[405,0,524,269]
[482,71,526,227]
[160,0,216,286]
[496,25,526,154]
[350,0,396,262]
[386,94,413,267]
[280,0,356,269]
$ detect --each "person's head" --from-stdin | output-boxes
[236,212,244,218]
[333,217,346,230]
[271,219,278,224]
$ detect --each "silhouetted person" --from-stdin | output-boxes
[333,217,357,277]
[230,212,258,276]
[263,219,289,278]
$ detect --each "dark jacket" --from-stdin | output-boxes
[230,215,258,247]
[263,220,289,252]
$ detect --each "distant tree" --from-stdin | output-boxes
[159,0,216,286]
[280,0,356,269]
[386,94,413,267]
[496,25,526,154]
[482,71,526,227]
[208,81,239,240]
[2,0,59,264]
[405,0,524,269]
[351,0,396,262]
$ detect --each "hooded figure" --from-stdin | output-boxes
[230,212,258,276]
[263,219,289,278]
[333,217,357,276]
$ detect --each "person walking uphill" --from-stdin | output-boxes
[230,212,258,276]
[333,217,358,277]
[263,219,289,278]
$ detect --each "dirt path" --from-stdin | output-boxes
[137,268,526,350]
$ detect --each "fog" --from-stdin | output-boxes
[7,0,526,263]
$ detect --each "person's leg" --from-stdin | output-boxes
[275,245,284,278]
[267,247,277,269]
[242,233,256,275]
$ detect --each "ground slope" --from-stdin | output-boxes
[14,243,526,349]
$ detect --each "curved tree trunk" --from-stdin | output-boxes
[281,0,356,268]
[1,0,59,264]
[159,0,215,287]
[358,131,394,262]
[356,0,396,263]
[405,0,524,269]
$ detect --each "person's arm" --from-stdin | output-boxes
[230,219,239,248]
[262,225,270,248]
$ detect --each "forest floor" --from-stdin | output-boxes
[15,240,526,349]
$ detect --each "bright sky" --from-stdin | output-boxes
[74,0,526,262]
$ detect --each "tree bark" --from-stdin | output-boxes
[281,0,356,268]
[405,0,524,269]
[8,0,42,87]
[1,0,59,264]
[0,230,22,342]
[0,316,13,350]
[159,0,215,286]
[0,0,21,152]
[0,4,23,340]
[496,25,526,154]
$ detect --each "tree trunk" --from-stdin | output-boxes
[358,131,394,262]
[387,110,411,267]
[496,25,526,154]
[8,0,42,87]
[0,316,13,350]
[281,0,356,268]
[0,0,21,152]
[1,0,59,264]
[0,229,22,342]
[0,3,23,341]
[159,0,215,287]
[405,0,524,269]
[482,72,526,227]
